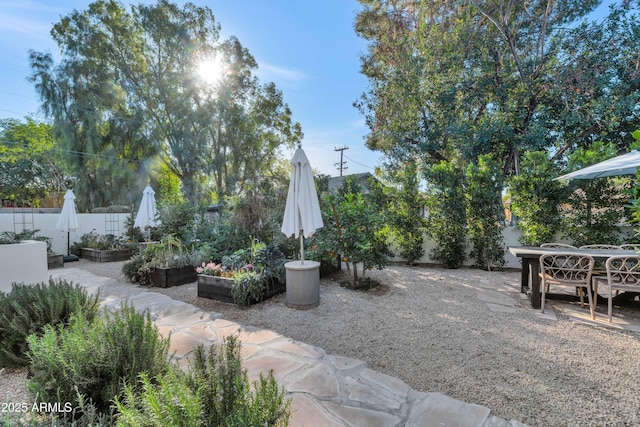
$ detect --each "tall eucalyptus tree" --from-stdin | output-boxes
[29,0,301,207]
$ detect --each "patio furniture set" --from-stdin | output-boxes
[509,244,640,322]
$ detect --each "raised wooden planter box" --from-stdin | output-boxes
[47,253,64,269]
[151,265,197,288]
[81,247,135,262]
[197,274,285,304]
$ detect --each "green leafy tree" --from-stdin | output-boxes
[376,158,426,265]
[329,177,389,285]
[28,48,153,211]
[425,161,467,268]
[465,155,505,270]
[0,118,66,204]
[562,142,632,246]
[29,0,301,206]
[354,1,640,220]
[508,151,567,246]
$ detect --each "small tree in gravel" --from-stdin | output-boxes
[329,177,390,286]
[425,161,467,268]
[508,151,567,246]
[377,159,426,265]
[466,155,506,270]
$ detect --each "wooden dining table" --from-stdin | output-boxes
[507,246,638,308]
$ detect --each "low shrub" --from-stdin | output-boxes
[115,335,291,427]
[26,302,170,417]
[0,279,99,368]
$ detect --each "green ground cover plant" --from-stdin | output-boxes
[0,279,99,368]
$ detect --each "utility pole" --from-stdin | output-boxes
[334,146,349,176]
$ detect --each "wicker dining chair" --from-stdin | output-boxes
[539,253,595,317]
[592,256,640,322]
[579,244,622,250]
[539,243,578,292]
[540,243,577,249]
[619,244,640,251]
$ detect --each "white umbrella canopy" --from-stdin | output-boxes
[281,147,324,261]
[56,189,79,258]
[134,185,159,240]
[555,150,640,180]
[56,189,79,233]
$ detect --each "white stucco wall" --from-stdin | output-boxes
[388,225,638,269]
[0,240,48,292]
[0,212,130,255]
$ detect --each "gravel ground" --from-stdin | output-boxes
[3,259,640,426]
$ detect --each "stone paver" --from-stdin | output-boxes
[50,267,525,427]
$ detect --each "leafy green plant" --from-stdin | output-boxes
[254,244,286,285]
[231,270,267,307]
[374,159,426,265]
[115,336,291,427]
[27,302,170,416]
[215,242,285,306]
[425,161,467,268]
[329,177,389,285]
[153,201,199,246]
[0,279,99,368]
[562,142,631,246]
[71,230,136,255]
[465,155,506,270]
[508,151,568,246]
[122,235,204,286]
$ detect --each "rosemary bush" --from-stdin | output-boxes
[0,279,99,368]
[115,336,291,427]
[26,302,170,416]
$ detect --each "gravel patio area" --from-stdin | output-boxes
[4,259,640,426]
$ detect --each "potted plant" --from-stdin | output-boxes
[75,230,137,262]
[196,242,286,306]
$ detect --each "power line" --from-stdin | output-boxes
[0,139,143,164]
[343,153,374,171]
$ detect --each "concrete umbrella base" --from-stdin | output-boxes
[285,260,321,309]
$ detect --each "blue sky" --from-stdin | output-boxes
[0,1,618,178]
[0,0,381,177]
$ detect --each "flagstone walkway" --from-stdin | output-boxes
[50,267,527,427]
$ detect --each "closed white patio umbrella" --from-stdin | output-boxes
[281,146,324,261]
[56,189,79,261]
[555,150,640,180]
[134,185,159,241]
[281,146,324,309]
